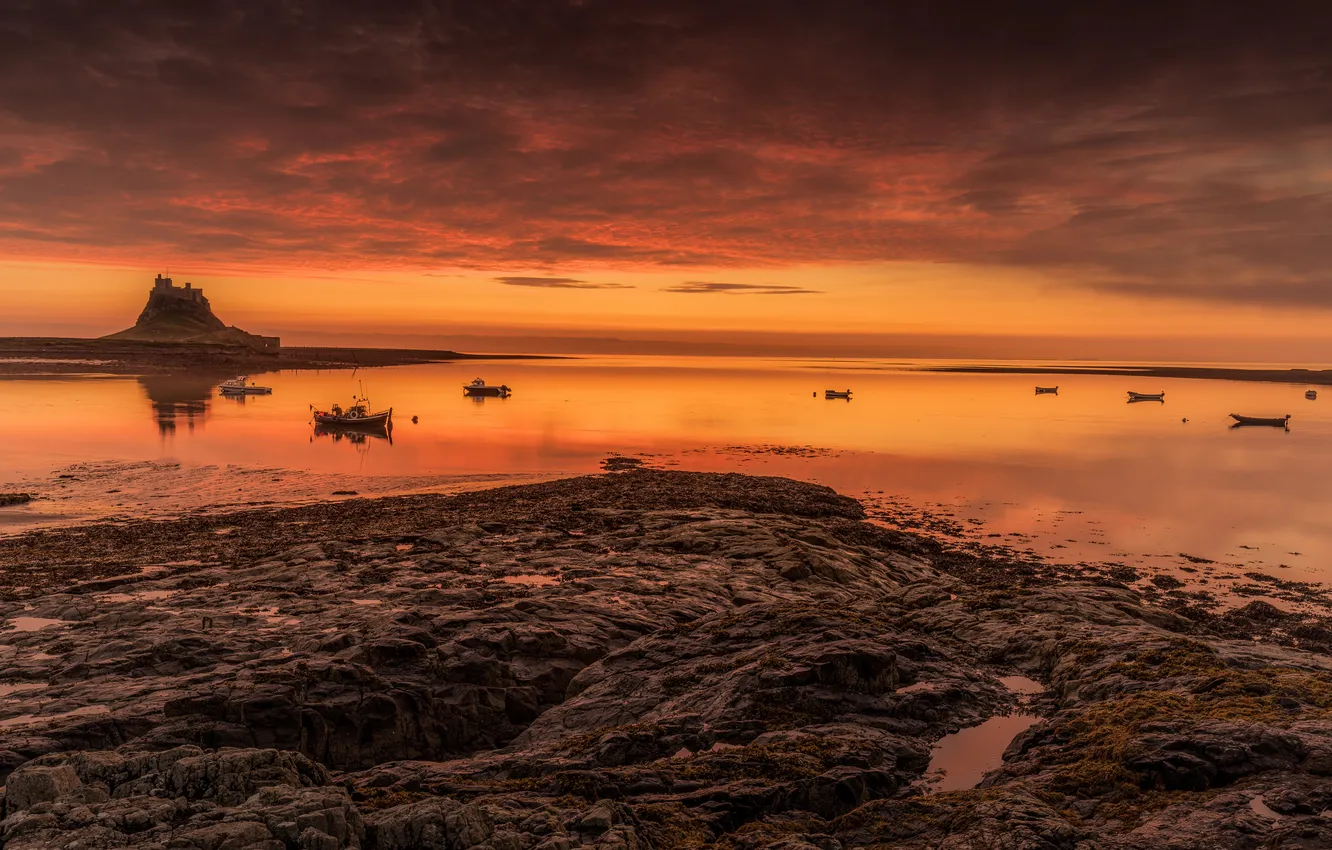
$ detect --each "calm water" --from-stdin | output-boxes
[1,356,1328,589]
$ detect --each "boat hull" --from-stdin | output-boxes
[312,409,393,429]
[1230,414,1290,427]
[220,387,272,395]
[463,386,509,397]
[824,391,852,399]
[1127,392,1165,401]
[1035,387,1058,394]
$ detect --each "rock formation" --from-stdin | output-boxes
[104,274,279,349]
[1,470,1331,848]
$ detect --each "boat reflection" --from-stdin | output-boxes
[312,422,394,446]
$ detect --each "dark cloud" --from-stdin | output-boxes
[0,1,1330,306]
[666,281,821,295]
[494,276,633,289]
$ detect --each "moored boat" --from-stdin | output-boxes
[825,389,852,399]
[1307,390,1318,400]
[219,376,272,395]
[1035,386,1058,394]
[464,378,511,397]
[1230,413,1291,428]
[310,391,392,430]
[1127,391,1165,402]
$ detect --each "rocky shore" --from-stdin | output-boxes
[1,470,1331,849]
[0,338,549,376]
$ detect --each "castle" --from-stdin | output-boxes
[152,274,208,304]
[103,273,280,350]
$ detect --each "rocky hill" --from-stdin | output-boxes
[103,274,276,349]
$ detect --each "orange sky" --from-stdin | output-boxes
[3,3,1331,360]
[3,258,1331,361]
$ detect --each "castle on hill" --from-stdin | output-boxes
[102,273,280,350]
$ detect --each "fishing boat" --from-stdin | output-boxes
[1230,413,1291,428]
[310,390,392,430]
[1127,391,1165,402]
[219,376,272,395]
[825,389,852,399]
[1307,390,1318,400]
[1035,386,1058,395]
[463,378,511,397]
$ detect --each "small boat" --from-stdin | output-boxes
[219,376,272,395]
[464,378,511,397]
[825,389,852,399]
[1307,390,1318,400]
[1230,413,1291,428]
[1127,391,1165,402]
[1035,386,1058,395]
[310,391,392,430]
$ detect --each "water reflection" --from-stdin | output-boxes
[136,373,231,436]
[312,422,394,447]
[5,357,1332,584]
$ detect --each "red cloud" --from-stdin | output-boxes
[1,2,1331,305]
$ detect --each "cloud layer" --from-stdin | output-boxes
[666,281,820,295]
[494,276,633,290]
[1,1,1331,306]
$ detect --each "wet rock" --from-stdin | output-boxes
[366,798,493,850]
[1127,722,1309,790]
[4,764,83,811]
[0,470,1329,849]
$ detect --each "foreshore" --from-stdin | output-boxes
[1,470,1331,848]
[0,338,555,376]
[926,362,1332,386]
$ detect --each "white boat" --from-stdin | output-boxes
[219,376,272,395]
[1127,391,1165,402]
[825,389,852,399]
[463,378,511,397]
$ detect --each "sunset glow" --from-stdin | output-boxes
[2,2,1331,358]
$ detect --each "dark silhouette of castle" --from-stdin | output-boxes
[104,273,280,350]
[151,274,208,305]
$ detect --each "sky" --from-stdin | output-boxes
[1,1,1331,359]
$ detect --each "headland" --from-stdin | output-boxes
[0,337,553,376]
[925,362,1332,387]
[0,273,554,376]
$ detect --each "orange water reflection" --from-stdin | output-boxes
[1,357,1330,589]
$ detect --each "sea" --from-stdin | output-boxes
[1,356,1328,598]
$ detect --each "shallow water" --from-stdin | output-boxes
[501,574,561,587]
[999,675,1045,696]
[926,714,1042,792]
[7,617,66,632]
[1,356,1329,592]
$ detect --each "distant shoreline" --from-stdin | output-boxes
[0,337,561,376]
[923,363,1332,386]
